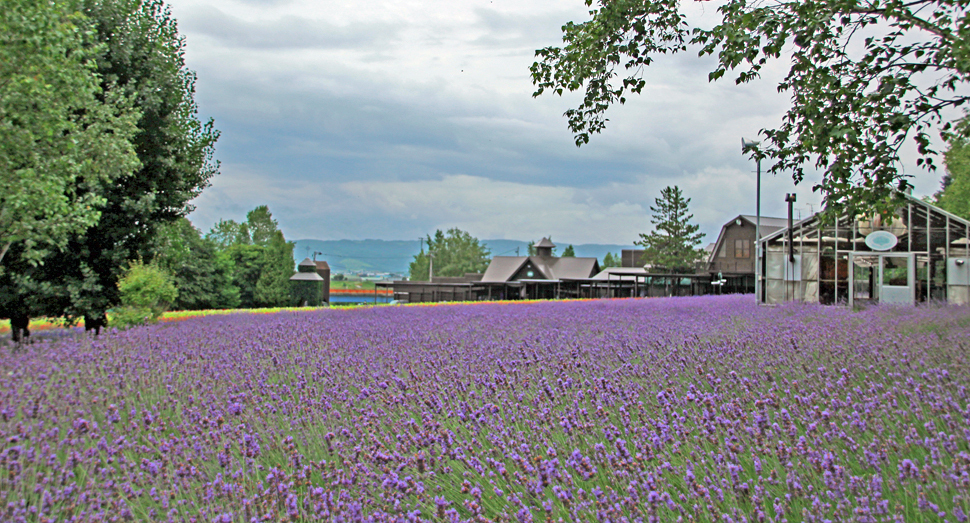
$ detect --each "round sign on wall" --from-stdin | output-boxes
[865,230,898,251]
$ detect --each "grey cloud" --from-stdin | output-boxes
[469,7,587,49]
[180,5,401,50]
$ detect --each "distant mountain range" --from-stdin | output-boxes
[293,239,637,275]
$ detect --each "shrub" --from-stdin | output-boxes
[111,260,177,328]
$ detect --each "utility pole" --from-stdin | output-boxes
[742,137,763,303]
[428,253,434,281]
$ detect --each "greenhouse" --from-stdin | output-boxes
[758,192,970,306]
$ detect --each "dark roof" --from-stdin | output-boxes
[481,256,598,283]
[535,237,556,248]
[298,257,316,267]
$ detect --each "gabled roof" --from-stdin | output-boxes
[708,214,788,264]
[481,256,529,282]
[739,215,790,231]
[481,256,599,283]
[757,190,970,245]
[548,257,600,279]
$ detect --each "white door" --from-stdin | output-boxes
[879,254,914,305]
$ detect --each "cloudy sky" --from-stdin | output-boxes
[172,0,945,245]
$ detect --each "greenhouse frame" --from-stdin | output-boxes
[757,192,970,306]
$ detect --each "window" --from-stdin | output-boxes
[735,239,750,258]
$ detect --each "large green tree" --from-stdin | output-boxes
[409,229,491,281]
[935,115,970,220]
[38,0,220,331]
[0,0,139,268]
[532,0,970,218]
[636,186,705,273]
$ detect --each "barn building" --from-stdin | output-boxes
[707,215,788,294]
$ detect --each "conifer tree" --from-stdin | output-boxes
[636,186,705,273]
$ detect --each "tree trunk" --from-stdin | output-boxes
[84,311,107,335]
[10,314,29,345]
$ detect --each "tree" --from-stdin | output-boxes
[562,245,576,257]
[206,219,250,248]
[246,206,280,247]
[601,252,621,268]
[254,230,295,307]
[32,0,220,332]
[226,244,265,308]
[152,218,240,310]
[636,186,705,273]
[409,229,491,281]
[531,0,970,219]
[935,115,970,220]
[0,0,139,268]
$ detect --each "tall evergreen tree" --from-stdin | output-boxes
[636,186,705,273]
[561,245,576,257]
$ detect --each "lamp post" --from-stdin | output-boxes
[742,137,763,303]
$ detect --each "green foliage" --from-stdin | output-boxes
[291,280,323,307]
[226,244,265,308]
[255,230,295,307]
[936,115,970,220]
[12,0,221,332]
[246,206,279,247]
[531,0,970,218]
[206,206,294,308]
[409,229,491,281]
[0,0,139,269]
[112,260,177,328]
[601,252,621,268]
[152,218,240,310]
[562,245,576,257]
[206,219,250,249]
[636,186,705,273]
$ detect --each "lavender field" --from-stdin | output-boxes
[2,296,970,522]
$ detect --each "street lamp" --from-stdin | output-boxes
[742,137,763,303]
